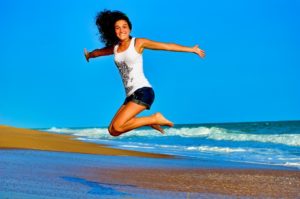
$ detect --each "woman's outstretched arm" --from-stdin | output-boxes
[84,46,114,62]
[136,38,205,58]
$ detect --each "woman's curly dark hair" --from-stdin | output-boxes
[96,10,132,47]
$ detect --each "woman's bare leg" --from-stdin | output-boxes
[108,104,165,134]
[109,101,173,136]
[109,104,165,134]
[108,105,126,133]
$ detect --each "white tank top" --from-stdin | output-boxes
[114,37,152,96]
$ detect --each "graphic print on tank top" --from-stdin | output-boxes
[115,60,134,94]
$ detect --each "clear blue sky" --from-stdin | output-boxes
[1,0,299,128]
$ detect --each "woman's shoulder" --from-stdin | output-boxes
[135,37,149,43]
[133,38,143,50]
[134,37,151,47]
[134,37,151,54]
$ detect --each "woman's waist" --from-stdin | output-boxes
[125,82,152,96]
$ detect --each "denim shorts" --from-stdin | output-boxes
[123,87,155,110]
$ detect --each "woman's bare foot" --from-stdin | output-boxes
[153,112,174,127]
[150,124,165,134]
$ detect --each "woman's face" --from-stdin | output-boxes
[114,19,131,41]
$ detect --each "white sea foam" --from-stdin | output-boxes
[167,127,300,146]
[186,146,247,153]
[205,129,300,147]
[44,126,300,146]
[45,127,110,138]
[283,162,300,168]
[113,141,248,154]
[119,145,155,149]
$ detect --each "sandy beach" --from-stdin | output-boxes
[0,125,170,158]
[1,126,300,198]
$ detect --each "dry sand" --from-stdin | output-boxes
[0,125,171,158]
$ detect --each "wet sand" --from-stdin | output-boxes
[79,168,300,198]
[0,125,171,158]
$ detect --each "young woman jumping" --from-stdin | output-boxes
[84,10,205,136]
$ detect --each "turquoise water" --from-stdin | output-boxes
[44,120,300,170]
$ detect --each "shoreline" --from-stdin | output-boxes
[0,125,172,158]
[1,126,300,198]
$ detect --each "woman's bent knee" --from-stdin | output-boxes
[108,126,122,137]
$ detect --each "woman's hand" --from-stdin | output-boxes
[192,45,205,58]
[84,48,90,62]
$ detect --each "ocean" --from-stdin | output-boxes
[43,120,300,170]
